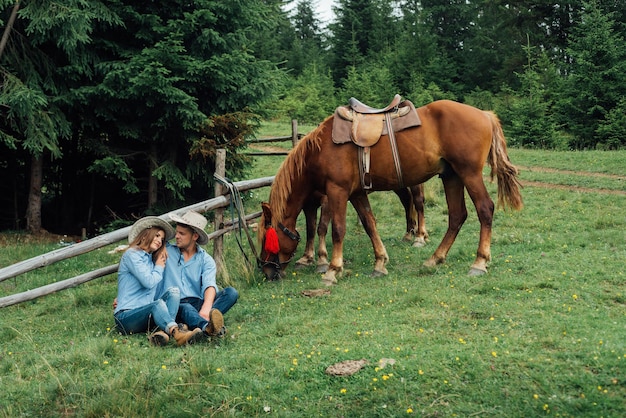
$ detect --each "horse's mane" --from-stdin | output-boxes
[257,117,329,249]
[267,116,330,223]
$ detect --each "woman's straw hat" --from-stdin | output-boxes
[128,216,175,244]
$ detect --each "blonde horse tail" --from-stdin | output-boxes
[485,111,524,210]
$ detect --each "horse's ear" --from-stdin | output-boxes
[261,202,272,224]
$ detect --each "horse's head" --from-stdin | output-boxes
[257,202,300,280]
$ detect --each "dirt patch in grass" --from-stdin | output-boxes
[248,144,289,153]
[517,165,626,181]
[516,165,626,195]
[519,180,626,196]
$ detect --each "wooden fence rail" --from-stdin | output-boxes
[0,173,275,308]
[246,119,301,156]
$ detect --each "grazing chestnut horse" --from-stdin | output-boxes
[295,185,428,273]
[258,100,523,284]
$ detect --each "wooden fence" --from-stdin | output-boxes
[0,150,278,308]
[246,119,301,156]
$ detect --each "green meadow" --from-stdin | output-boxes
[1,146,625,417]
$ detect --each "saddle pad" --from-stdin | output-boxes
[332,100,422,145]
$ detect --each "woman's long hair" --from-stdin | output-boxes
[129,227,167,262]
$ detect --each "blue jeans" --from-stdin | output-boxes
[115,287,180,335]
[178,287,239,331]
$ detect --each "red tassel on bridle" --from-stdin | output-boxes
[264,227,280,254]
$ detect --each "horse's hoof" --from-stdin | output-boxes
[322,269,339,286]
[316,263,329,273]
[468,267,487,276]
[322,276,337,286]
[295,257,313,269]
[423,258,438,268]
[402,233,414,242]
[370,269,387,278]
[412,237,427,248]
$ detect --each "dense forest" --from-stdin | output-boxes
[1,0,624,236]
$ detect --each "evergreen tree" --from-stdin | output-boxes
[287,0,327,74]
[476,2,583,90]
[596,99,626,149]
[70,0,283,228]
[502,47,565,149]
[418,0,473,95]
[0,0,285,233]
[252,0,296,71]
[390,0,455,100]
[558,0,626,149]
[270,63,337,123]
[338,63,398,106]
[0,0,119,232]
[328,0,397,84]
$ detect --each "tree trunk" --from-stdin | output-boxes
[0,0,20,59]
[164,141,178,203]
[148,143,158,208]
[12,162,20,229]
[25,155,43,234]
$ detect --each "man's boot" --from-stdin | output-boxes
[204,309,224,336]
[172,326,204,346]
[148,330,169,346]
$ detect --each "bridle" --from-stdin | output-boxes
[213,173,301,278]
[257,221,301,275]
[277,222,300,242]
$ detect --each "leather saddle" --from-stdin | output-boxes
[332,95,422,190]
[333,95,418,147]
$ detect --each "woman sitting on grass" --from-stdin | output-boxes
[113,216,204,346]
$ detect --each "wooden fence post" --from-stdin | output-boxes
[291,119,299,147]
[213,149,226,274]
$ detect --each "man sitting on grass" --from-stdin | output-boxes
[158,211,239,338]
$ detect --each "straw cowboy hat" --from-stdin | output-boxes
[128,216,175,244]
[168,211,209,245]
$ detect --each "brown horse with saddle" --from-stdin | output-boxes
[258,96,523,284]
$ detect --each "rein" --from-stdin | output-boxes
[214,173,300,274]
[214,174,259,269]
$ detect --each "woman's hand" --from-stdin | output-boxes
[155,251,167,267]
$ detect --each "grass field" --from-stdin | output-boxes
[0,144,625,417]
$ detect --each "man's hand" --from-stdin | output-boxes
[199,287,217,321]
[198,306,211,322]
[112,298,118,310]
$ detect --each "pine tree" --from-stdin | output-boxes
[287,0,327,74]
[0,0,119,232]
[328,0,397,83]
[503,46,564,149]
[0,0,284,233]
[558,0,626,149]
